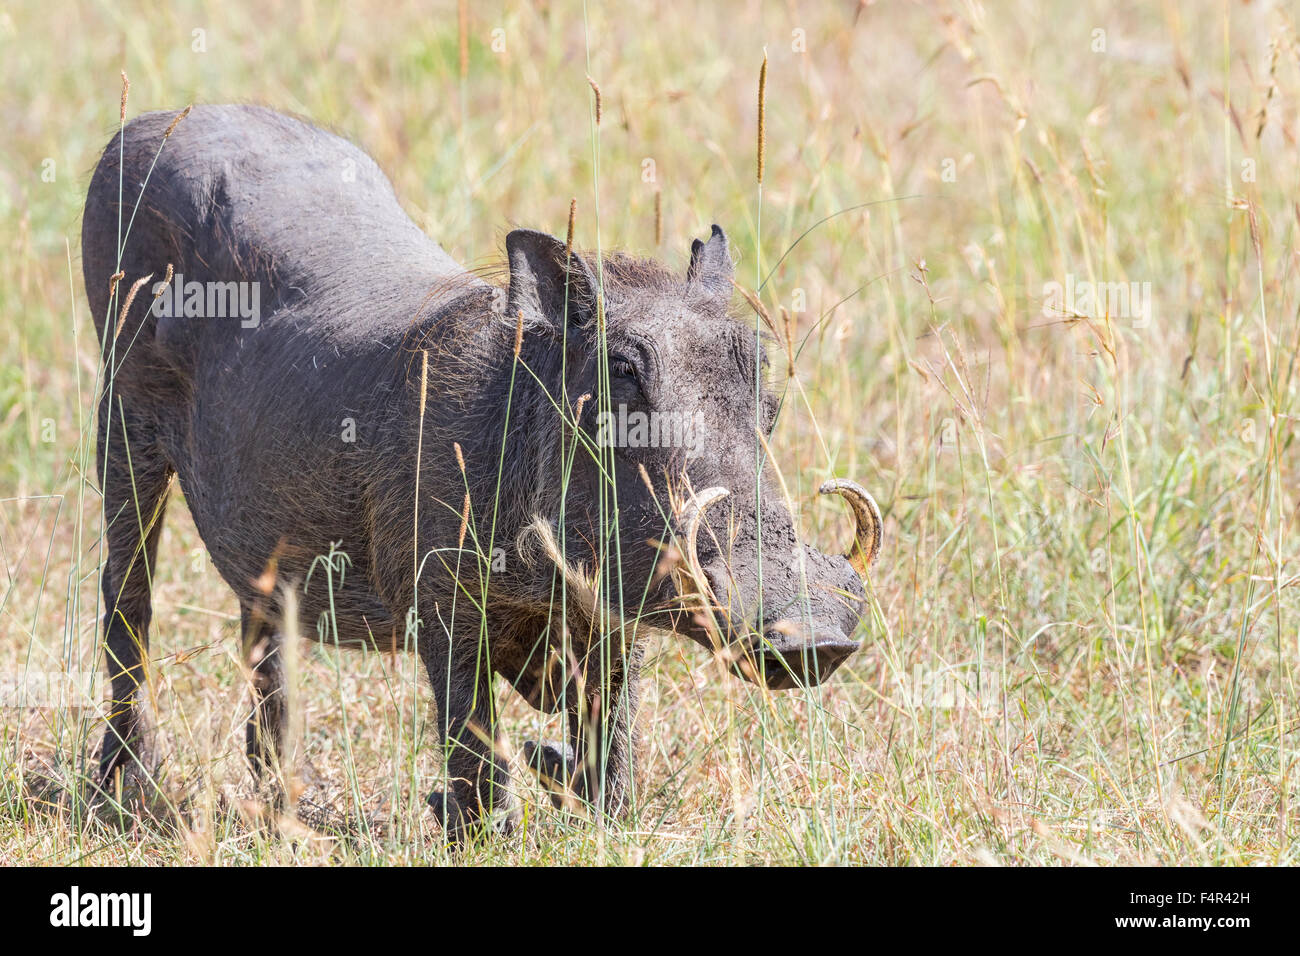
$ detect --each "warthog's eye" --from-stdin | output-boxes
[607,354,646,404]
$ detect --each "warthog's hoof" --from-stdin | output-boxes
[426,789,453,823]
[426,790,515,845]
[522,739,577,809]
[88,761,171,826]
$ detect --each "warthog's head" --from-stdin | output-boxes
[507,224,880,690]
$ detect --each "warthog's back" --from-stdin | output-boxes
[82,104,484,641]
[83,104,469,346]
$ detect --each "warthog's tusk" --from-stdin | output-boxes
[819,478,883,577]
[677,487,731,637]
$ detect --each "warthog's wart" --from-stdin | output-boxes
[83,104,884,842]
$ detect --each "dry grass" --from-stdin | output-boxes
[2,0,1299,864]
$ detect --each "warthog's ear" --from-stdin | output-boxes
[687,224,733,299]
[506,229,599,335]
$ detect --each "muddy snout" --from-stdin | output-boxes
[735,622,861,690]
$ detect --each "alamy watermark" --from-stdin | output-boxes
[1,671,99,710]
[596,403,706,456]
[50,886,151,936]
[896,662,1004,714]
[150,273,260,328]
[1042,274,1154,327]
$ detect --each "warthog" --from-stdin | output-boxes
[82,104,882,840]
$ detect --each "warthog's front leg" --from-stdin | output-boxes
[526,647,641,819]
[423,644,516,843]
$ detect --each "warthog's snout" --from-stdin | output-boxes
[739,624,862,690]
[676,480,882,690]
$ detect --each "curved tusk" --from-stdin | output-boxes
[677,487,731,632]
[819,478,883,576]
[681,487,730,589]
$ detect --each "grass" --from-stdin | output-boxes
[1,0,1299,864]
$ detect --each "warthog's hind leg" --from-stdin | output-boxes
[95,397,173,807]
[523,739,577,809]
[241,604,288,808]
